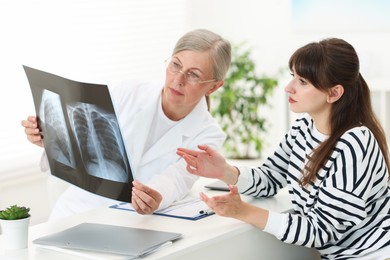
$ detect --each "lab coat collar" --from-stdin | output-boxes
[127,92,160,172]
[139,97,209,167]
[181,97,209,137]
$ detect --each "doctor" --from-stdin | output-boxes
[21,28,231,220]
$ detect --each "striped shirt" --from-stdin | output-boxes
[236,114,390,259]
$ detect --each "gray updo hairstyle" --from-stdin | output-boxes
[172,29,231,81]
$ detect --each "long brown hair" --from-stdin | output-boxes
[289,38,390,185]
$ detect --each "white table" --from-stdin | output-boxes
[0,178,320,260]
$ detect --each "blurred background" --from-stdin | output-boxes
[1,0,389,224]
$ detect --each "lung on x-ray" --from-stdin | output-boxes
[24,65,134,202]
[39,90,76,169]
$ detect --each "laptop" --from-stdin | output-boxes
[33,223,182,258]
[23,66,134,202]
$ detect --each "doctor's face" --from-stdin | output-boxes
[163,50,220,111]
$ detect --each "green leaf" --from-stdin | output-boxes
[0,205,30,220]
[211,42,279,159]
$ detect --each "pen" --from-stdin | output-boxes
[199,209,214,215]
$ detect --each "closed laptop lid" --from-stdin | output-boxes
[33,222,182,257]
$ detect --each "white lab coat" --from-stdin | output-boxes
[47,80,226,220]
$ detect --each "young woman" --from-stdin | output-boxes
[22,29,231,220]
[177,38,390,259]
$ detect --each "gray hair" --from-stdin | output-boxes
[172,29,231,81]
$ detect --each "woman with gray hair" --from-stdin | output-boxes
[22,29,232,220]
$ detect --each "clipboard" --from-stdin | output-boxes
[110,197,214,221]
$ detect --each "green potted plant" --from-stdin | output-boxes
[211,43,279,159]
[0,205,30,220]
[0,204,31,249]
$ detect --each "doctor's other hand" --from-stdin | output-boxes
[176,145,239,184]
[21,115,43,148]
[131,180,162,215]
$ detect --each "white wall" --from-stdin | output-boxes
[0,173,50,226]
[0,0,189,181]
[186,0,390,155]
[186,0,294,157]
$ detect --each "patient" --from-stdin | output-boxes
[177,38,390,259]
[21,28,231,220]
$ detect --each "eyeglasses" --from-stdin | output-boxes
[165,58,216,85]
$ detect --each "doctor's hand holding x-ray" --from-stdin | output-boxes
[21,29,232,219]
[22,115,163,215]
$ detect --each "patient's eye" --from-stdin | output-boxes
[299,78,308,85]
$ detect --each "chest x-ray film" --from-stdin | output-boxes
[23,65,133,202]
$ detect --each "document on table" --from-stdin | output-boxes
[110,197,214,220]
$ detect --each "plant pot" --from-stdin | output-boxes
[0,217,30,250]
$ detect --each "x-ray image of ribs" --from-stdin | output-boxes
[39,90,76,168]
[67,103,129,183]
